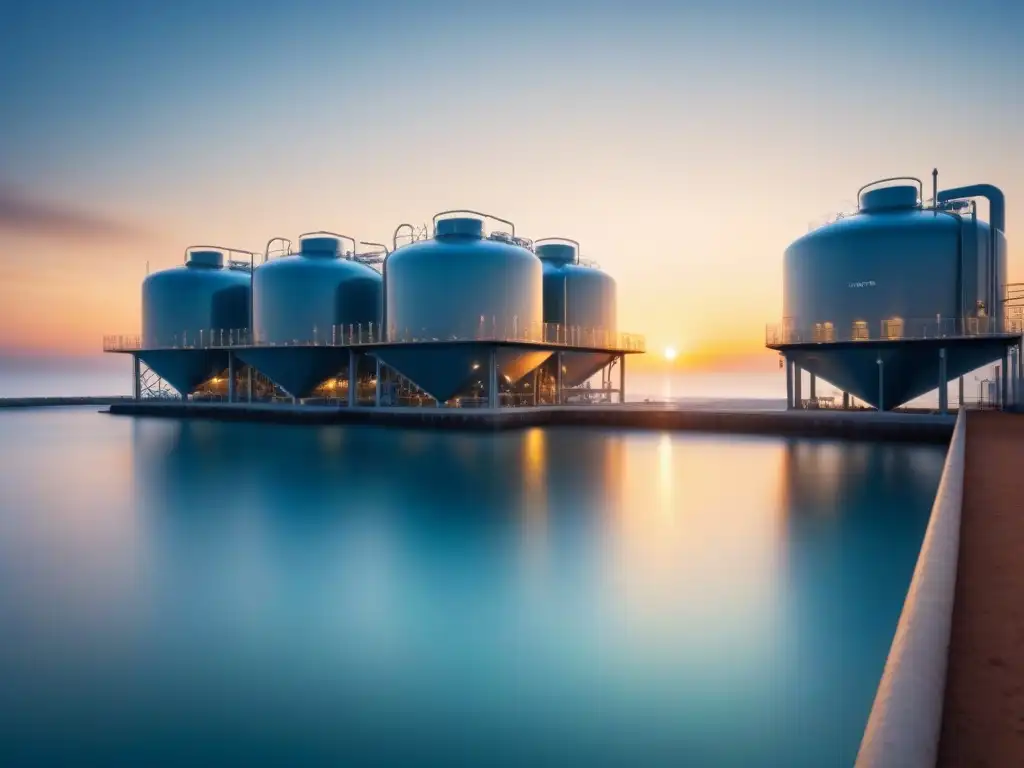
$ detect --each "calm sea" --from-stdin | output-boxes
[0,407,945,766]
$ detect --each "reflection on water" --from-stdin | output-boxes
[0,408,943,767]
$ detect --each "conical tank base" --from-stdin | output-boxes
[138,350,231,397]
[373,344,551,403]
[235,347,349,399]
[787,338,1012,410]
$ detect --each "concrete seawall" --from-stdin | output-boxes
[855,409,967,767]
[0,396,133,409]
[105,401,956,443]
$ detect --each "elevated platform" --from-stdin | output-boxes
[105,401,955,443]
[766,318,1023,411]
[102,333,646,403]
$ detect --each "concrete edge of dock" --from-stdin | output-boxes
[855,408,967,767]
[102,400,956,443]
[0,396,134,409]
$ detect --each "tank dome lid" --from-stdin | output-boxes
[859,185,919,212]
[436,217,484,239]
[536,243,576,264]
[300,236,341,257]
[187,250,225,268]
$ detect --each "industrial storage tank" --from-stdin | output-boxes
[376,211,550,402]
[139,247,252,397]
[252,232,383,344]
[239,232,383,398]
[780,175,1008,408]
[142,248,251,349]
[536,238,618,387]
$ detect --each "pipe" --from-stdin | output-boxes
[937,184,1005,233]
[932,168,938,208]
[938,185,1004,324]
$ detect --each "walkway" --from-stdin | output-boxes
[938,410,1024,766]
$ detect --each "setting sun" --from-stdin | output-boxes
[664,346,678,361]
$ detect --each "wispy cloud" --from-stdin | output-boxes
[0,185,149,240]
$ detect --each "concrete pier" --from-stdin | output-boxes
[937,411,1024,766]
[105,401,956,443]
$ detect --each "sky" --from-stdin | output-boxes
[1,0,1022,372]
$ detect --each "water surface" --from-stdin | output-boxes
[0,408,944,766]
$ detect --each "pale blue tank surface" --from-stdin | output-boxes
[376,214,549,401]
[784,184,1004,333]
[782,177,1009,408]
[385,217,543,340]
[142,249,251,349]
[537,239,618,387]
[253,236,382,344]
[537,241,617,335]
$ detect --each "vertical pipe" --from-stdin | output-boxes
[488,346,499,409]
[556,351,564,405]
[938,348,947,414]
[619,354,626,404]
[794,364,803,408]
[809,373,817,401]
[785,357,793,409]
[958,375,964,410]
[132,355,141,401]
[931,168,938,208]
[348,348,357,408]
[228,352,236,404]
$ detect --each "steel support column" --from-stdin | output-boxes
[132,354,141,401]
[247,367,253,403]
[794,364,802,408]
[877,358,884,412]
[785,357,793,409]
[938,348,947,414]
[348,348,358,408]
[375,358,382,407]
[555,351,563,405]
[227,352,236,403]
[809,373,816,401]
[1002,352,1010,409]
[488,346,499,409]
[958,376,964,410]
[619,354,626,404]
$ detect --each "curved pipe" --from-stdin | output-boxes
[857,177,924,208]
[297,230,357,258]
[392,223,415,253]
[358,240,390,255]
[534,237,582,264]
[939,185,1005,320]
[432,209,515,238]
[263,237,293,264]
[937,184,1005,233]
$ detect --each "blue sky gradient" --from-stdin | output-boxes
[2,0,1021,363]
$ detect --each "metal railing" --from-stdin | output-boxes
[104,321,646,353]
[766,316,1024,346]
